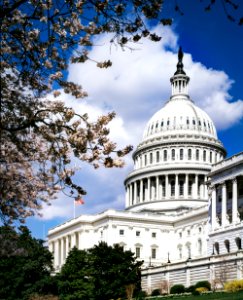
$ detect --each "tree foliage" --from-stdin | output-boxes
[0,226,55,300]
[1,0,242,225]
[58,242,143,300]
[0,0,165,224]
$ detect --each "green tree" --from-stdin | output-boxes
[58,242,143,300]
[58,247,95,300]
[89,242,142,300]
[0,226,55,300]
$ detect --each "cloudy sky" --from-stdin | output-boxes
[27,2,243,239]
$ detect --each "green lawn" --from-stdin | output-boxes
[145,290,243,300]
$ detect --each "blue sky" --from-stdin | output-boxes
[26,2,243,239]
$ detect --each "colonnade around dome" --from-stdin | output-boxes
[126,173,208,209]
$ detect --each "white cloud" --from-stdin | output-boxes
[39,25,243,220]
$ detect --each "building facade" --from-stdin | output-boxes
[48,49,243,292]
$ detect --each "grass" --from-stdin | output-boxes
[145,290,243,300]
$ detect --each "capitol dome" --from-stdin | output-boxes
[142,97,217,142]
[125,48,226,214]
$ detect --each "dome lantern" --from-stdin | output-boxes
[170,47,190,98]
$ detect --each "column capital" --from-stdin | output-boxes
[232,177,238,183]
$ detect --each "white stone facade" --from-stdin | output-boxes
[48,49,243,291]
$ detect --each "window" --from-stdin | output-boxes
[144,154,147,166]
[178,247,182,259]
[167,119,170,126]
[151,248,156,259]
[156,151,160,163]
[198,227,202,233]
[161,120,164,127]
[163,150,167,161]
[214,242,220,255]
[171,149,175,160]
[196,149,199,161]
[188,149,192,160]
[203,150,206,162]
[180,149,183,160]
[136,231,140,237]
[198,239,202,255]
[235,237,242,250]
[119,229,124,235]
[179,232,182,238]
[225,240,230,253]
[136,247,141,258]
[210,151,212,163]
[187,230,190,236]
[179,180,184,196]
[150,152,153,164]
[152,232,156,238]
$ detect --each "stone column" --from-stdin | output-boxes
[147,177,151,201]
[194,175,198,198]
[211,187,217,230]
[66,236,69,257]
[175,174,179,198]
[185,174,189,198]
[125,186,129,207]
[60,238,64,266]
[204,176,207,199]
[156,176,159,200]
[71,233,76,248]
[166,175,169,198]
[54,240,59,268]
[140,180,143,202]
[221,183,227,227]
[134,181,137,204]
[232,178,238,223]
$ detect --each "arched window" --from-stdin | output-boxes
[198,239,202,255]
[224,240,230,253]
[180,149,184,160]
[150,152,153,164]
[171,180,175,196]
[235,237,242,250]
[214,242,220,255]
[144,154,147,166]
[156,151,160,163]
[188,149,192,160]
[210,151,212,163]
[186,243,191,259]
[178,245,182,259]
[196,149,199,161]
[167,119,170,126]
[163,150,167,161]
[171,149,175,160]
[203,150,206,162]
[179,180,184,196]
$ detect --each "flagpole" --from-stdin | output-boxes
[73,200,76,219]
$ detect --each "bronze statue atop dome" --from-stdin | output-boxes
[174,46,186,75]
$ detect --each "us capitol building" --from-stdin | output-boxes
[48,49,243,292]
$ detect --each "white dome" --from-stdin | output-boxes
[142,96,218,143]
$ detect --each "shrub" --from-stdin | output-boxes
[186,285,195,293]
[192,290,200,296]
[224,279,243,292]
[135,290,147,299]
[195,280,211,291]
[170,284,185,294]
[196,287,209,293]
[151,288,161,296]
